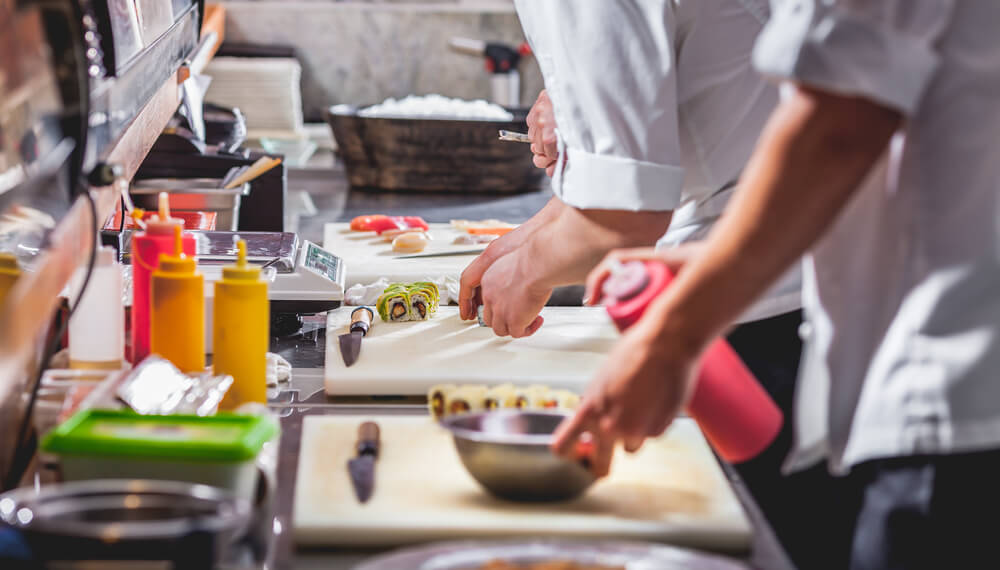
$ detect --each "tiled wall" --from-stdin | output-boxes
[220,1,543,121]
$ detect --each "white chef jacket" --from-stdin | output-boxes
[752,0,1000,474]
[513,0,801,322]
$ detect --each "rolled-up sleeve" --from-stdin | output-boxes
[753,0,956,115]
[514,0,685,211]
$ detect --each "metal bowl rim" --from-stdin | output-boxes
[440,410,573,446]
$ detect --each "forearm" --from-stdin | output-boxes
[640,87,902,352]
[531,205,673,289]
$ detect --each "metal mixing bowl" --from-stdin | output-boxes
[0,479,251,565]
[441,410,596,502]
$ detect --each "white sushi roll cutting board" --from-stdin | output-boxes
[324,306,618,395]
[323,222,484,288]
[294,415,751,551]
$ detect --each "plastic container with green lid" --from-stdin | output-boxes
[42,409,278,500]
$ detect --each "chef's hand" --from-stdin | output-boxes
[459,198,567,322]
[552,318,699,477]
[584,242,706,306]
[527,90,560,177]
[476,246,549,338]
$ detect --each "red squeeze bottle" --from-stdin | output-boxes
[130,193,197,363]
[603,260,783,464]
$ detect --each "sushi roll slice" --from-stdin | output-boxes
[445,385,488,416]
[551,390,581,410]
[408,281,440,320]
[537,388,561,410]
[427,384,457,420]
[512,385,548,410]
[376,284,411,322]
[483,383,517,410]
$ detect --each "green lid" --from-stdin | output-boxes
[41,410,278,462]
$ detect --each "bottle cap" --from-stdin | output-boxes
[158,225,196,274]
[602,260,651,303]
[145,192,182,236]
[0,253,20,275]
[222,239,261,281]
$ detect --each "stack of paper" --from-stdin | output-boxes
[204,57,305,139]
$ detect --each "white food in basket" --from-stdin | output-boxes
[358,94,514,121]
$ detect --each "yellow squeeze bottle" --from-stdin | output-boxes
[214,239,269,409]
[0,253,21,307]
[150,225,205,373]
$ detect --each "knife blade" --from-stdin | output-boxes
[347,421,380,503]
[338,307,374,367]
[498,130,531,143]
[393,249,486,259]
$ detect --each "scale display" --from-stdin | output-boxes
[302,241,342,284]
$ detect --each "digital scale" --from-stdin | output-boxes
[119,230,346,341]
[193,231,346,315]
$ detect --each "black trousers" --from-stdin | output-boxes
[728,310,1000,569]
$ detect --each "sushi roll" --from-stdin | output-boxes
[376,284,411,322]
[445,385,488,416]
[427,384,457,420]
[483,383,518,410]
[408,281,440,320]
[512,385,548,410]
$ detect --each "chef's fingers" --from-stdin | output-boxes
[526,91,543,129]
[552,404,598,457]
[523,315,545,337]
[489,306,510,337]
[590,421,617,478]
[648,414,674,438]
[584,264,613,307]
[542,127,558,162]
[533,154,555,169]
[459,266,484,320]
[546,164,556,178]
[459,248,504,319]
[509,312,543,339]
[623,435,645,454]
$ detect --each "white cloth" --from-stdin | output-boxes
[265,352,292,387]
[752,0,1000,474]
[344,276,460,307]
[514,0,801,322]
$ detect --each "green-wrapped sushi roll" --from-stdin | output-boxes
[409,281,440,320]
[376,284,411,322]
[376,282,442,322]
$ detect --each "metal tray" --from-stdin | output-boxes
[353,540,750,570]
[325,104,545,194]
[130,178,250,231]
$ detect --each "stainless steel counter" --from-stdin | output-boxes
[263,164,794,569]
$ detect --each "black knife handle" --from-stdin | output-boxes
[350,307,375,336]
[357,421,380,458]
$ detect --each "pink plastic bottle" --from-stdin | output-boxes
[130,193,197,363]
[603,261,783,464]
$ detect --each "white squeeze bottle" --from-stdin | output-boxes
[69,246,125,370]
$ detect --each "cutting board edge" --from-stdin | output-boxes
[292,523,752,553]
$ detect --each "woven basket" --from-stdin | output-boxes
[325,105,545,194]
